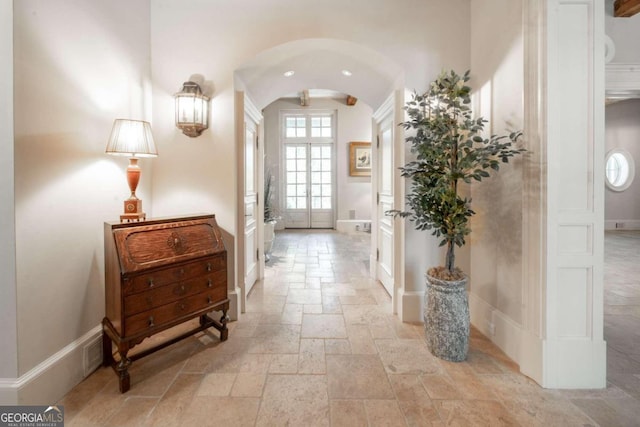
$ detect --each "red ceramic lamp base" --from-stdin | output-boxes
[120,158,146,222]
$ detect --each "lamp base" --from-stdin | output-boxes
[120,199,146,223]
[120,212,146,222]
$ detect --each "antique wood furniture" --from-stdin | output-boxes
[102,214,229,393]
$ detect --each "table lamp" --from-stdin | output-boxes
[105,119,158,222]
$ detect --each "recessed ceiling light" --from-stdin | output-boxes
[283,70,295,77]
[341,70,353,77]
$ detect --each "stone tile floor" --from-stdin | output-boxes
[59,230,640,426]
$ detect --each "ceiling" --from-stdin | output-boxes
[234,39,403,111]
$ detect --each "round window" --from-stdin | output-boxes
[605,149,635,192]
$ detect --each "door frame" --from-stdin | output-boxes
[235,92,264,315]
[372,90,405,316]
[280,109,337,229]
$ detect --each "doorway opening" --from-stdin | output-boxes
[234,38,405,317]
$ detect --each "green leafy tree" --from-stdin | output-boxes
[389,70,525,276]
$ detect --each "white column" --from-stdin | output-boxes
[521,0,606,389]
[0,0,19,404]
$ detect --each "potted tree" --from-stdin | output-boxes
[263,170,279,261]
[390,70,525,362]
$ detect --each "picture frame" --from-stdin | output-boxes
[349,142,371,177]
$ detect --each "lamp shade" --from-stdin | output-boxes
[175,81,209,137]
[106,119,158,158]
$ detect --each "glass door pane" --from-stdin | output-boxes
[284,144,310,228]
[310,144,332,210]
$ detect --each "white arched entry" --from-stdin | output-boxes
[232,38,405,317]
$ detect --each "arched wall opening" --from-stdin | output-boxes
[232,38,405,316]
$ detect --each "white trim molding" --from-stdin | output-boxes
[543,0,606,388]
[469,293,522,363]
[0,325,102,405]
[606,63,640,99]
[605,220,640,230]
[521,0,607,389]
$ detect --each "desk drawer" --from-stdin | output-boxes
[123,269,226,316]
[124,255,225,296]
[124,288,227,336]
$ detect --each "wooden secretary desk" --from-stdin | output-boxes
[102,214,229,393]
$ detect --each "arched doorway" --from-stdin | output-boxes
[232,38,405,317]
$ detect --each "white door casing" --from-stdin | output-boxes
[236,92,263,316]
[372,92,400,305]
[376,117,394,296]
[244,117,258,295]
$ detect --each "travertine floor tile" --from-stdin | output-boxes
[103,397,157,427]
[330,400,368,427]
[364,399,406,427]
[301,313,347,338]
[388,374,430,401]
[398,398,442,426]
[196,372,236,396]
[231,373,266,397]
[262,374,328,401]
[326,354,394,399]
[181,397,260,427]
[434,399,519,426]
[256,397,329,427]
[59,230,640,426]
[376,339,441,375]
[143,373,202,427]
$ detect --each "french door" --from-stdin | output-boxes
[284,142,334,228]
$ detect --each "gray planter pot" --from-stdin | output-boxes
[423,272,469,362]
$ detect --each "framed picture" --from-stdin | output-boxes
[349,142,372,177]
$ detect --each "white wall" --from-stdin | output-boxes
[263,97,373,228]
[605,99,640,227]
[0,0,18,390]
[149,0,471,318]
[12,0,152,391]
[605,0,640,63]
[469,0,525,360]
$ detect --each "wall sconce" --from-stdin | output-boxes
[105,119,158,222]
[174,81,209,137]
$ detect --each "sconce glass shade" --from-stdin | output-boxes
[105,119,158,158]
[175,81,209,137]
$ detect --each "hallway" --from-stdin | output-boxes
[59,230,640,426]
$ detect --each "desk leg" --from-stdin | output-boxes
[220,310,229,341]
[115,345,131,393]
[102,329,114,368]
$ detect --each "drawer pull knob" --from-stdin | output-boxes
[206,262,212,272]
[207,279,213,288]
[180,303,186,311]
[148,278,154,288]
[148,316,154,327]
[180,285,185,293]
[179,268,184,276]
[208,296,213,304]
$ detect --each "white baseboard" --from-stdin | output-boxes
[468,292,522,366]
[605,220,640,230]
[519,328,544,386]
[0,325,103,405]
[228,286,240,321]
[336,220,372,234]
[397,289,423,323]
